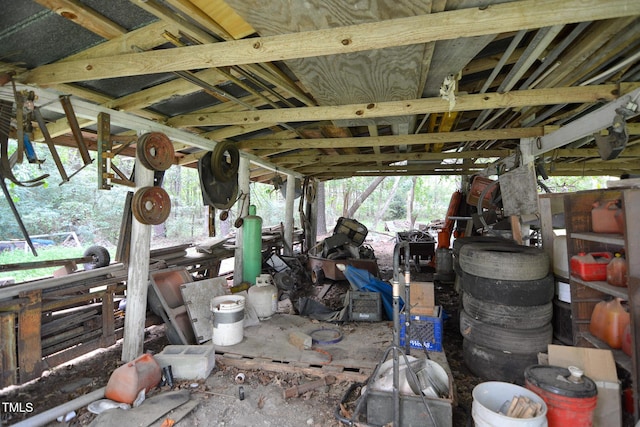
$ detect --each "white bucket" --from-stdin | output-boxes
[211,295,245,346]
[472,381,548,427]
[553,234,569,279]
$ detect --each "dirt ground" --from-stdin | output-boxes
[0,234,480,427]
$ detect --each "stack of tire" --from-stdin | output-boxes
[454,238,554,384]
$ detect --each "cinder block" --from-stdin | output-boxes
[154,345,215,380]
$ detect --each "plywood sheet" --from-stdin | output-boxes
[223,0,433,127]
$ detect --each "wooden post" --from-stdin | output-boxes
[234,157,250,285]
[283,174,295,256]
[18,290,43,383]
[121,151,154,362]
[101,285,116,347]
[0,312,17,387]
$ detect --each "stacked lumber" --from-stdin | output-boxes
[502,395,544,418]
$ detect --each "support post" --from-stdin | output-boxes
[234,157,250,285]
[283,175,296,256]
[101,285,116,347]
[0,312,17,387]
[18,290,43,383]
[121,148,154,362]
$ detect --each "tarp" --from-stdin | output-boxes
[341,265,402,320]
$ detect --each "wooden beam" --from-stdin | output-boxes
[22,0,640,84]
[34,0,126,40]
[238,127,546,150]
[271,149,510,165]
[172,84,630,126]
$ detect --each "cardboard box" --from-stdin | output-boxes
[548,344,620,427]
[410,281,435,316]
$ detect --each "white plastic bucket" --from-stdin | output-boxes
[472,381,548,427]
[553,234,569,279]
[211,295,245,346]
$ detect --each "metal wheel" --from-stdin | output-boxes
[132,186,171,225]
[211,141,240,182]
[137,132,174,171]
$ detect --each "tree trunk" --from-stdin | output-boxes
[316,181,327,236]
[346,176,386,218]
[342,186,350,217]
[373,176,401,229]
[407,176,418,229]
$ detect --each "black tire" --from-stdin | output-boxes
[211,141,240,183]
[462,292,552,329]
[459,243,550,281]
[463,339,537,385]
[459,309,552,354]
[459,270,554,306]
[83,245,110,270]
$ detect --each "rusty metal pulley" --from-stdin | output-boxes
[137,132,175,171]
[198,151,238,210]
[132,186,171,225]
[210,141,240,182]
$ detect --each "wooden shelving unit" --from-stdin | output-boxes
[540,187,640,420]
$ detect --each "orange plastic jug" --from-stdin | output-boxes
[591,200,623,234]
[606,253,627,287]
[104,353,162,404]
[590,298,629,349]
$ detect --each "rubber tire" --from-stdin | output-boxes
[452,235,516,257]
[211,141,240,183]
[459,309,552,354]
[463,339,538,385]
[459,242,550,281]
[459,269,554,306]
[453,236,516,276]
[83,245,110,270]
[462,292,552,329]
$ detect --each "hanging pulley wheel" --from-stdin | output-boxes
[199,151,238,210]
[211,141,240,182]
[132,186,171,225]
[137,132,175,171]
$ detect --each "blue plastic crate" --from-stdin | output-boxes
[399,306,443,352]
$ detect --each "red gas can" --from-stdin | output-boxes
[104,353,162,404]
[570,252,613,281]
[525,365,598,427]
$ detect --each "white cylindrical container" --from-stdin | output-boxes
[472,381,548,427]
[211,295,245,346]
[553,234,569,279]
[248,274,277,319]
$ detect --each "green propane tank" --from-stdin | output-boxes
[242,205,262,285]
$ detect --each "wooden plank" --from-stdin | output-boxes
[216,354,370,383]
[171,84,627,127]
[101,285,115,348]
[0,313,17,387]
[237,127,546,150]
[192,0,255,39]
[21,0,640,84]
[18,290,44,383]
[33,0,126,40]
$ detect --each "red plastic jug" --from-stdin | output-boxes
[606,253,627,287]
[104,353,162,404]
[589,298,629,349]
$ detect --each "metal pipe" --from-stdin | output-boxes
[391,241,409,427]
[12,387,105,427]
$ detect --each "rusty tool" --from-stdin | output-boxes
[283,375,336,399]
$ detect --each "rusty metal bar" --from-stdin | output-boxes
[33,106,69,183]
[97,112,112,190]
[59,95,92,165]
